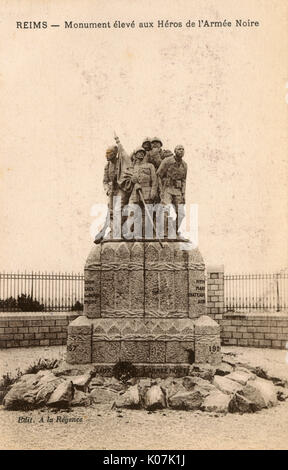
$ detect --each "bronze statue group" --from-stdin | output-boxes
[95,135,187,243]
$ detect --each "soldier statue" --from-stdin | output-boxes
[142,137,152,161]
[147,136,164,169]
[129,147,157,205]
[156,144,187,236]
[127,147,158,238]
[103,137,132,216]
[94,136,132,243]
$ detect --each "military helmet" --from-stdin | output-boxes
[151,136,163,146]
[134,147,146,154]
[142,137,151,146]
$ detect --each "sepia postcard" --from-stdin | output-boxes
[0,0,287,453]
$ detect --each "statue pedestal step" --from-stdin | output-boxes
[66,315,222,374]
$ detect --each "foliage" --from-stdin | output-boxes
[0,295,84,312]
[112,361,137,383]
[71,301,84,311]
[0,368,23,404]
[0,297,18,310]
[24,358,59,374]
[17,294,44,312]
[0,369,23,390]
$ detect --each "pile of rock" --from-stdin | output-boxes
[2,354,287,414]
[112,364,285,414]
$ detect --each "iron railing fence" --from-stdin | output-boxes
[0,272,84,312]
[224,272,288,313]
[0,271,287,313]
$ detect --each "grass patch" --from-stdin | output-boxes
[24,358,59,374]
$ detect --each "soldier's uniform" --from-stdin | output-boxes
[103,158,130,218]
[129,161,157,204]
[102,141,132,236]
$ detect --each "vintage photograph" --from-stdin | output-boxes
[0,0,287,452]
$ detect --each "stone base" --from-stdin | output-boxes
[66,315,221,372]
[84,240,206,319]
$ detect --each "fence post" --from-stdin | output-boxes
[206,265,225,323]
[31,271,34,300]
[276,273,280,312]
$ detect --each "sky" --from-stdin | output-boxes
[0,0,287,274]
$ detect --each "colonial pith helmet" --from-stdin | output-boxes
[142,137,151,146]
[134,147,146,155]
[151,137,163,146]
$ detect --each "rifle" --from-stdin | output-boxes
[136,186,163,248]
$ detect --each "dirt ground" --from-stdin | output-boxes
[0,345,288,450]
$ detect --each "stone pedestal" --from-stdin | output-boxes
[66,240,221,374]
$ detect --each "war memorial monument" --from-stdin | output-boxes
[66,136,222,375]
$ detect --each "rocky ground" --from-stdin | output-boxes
[0,345,288,450]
